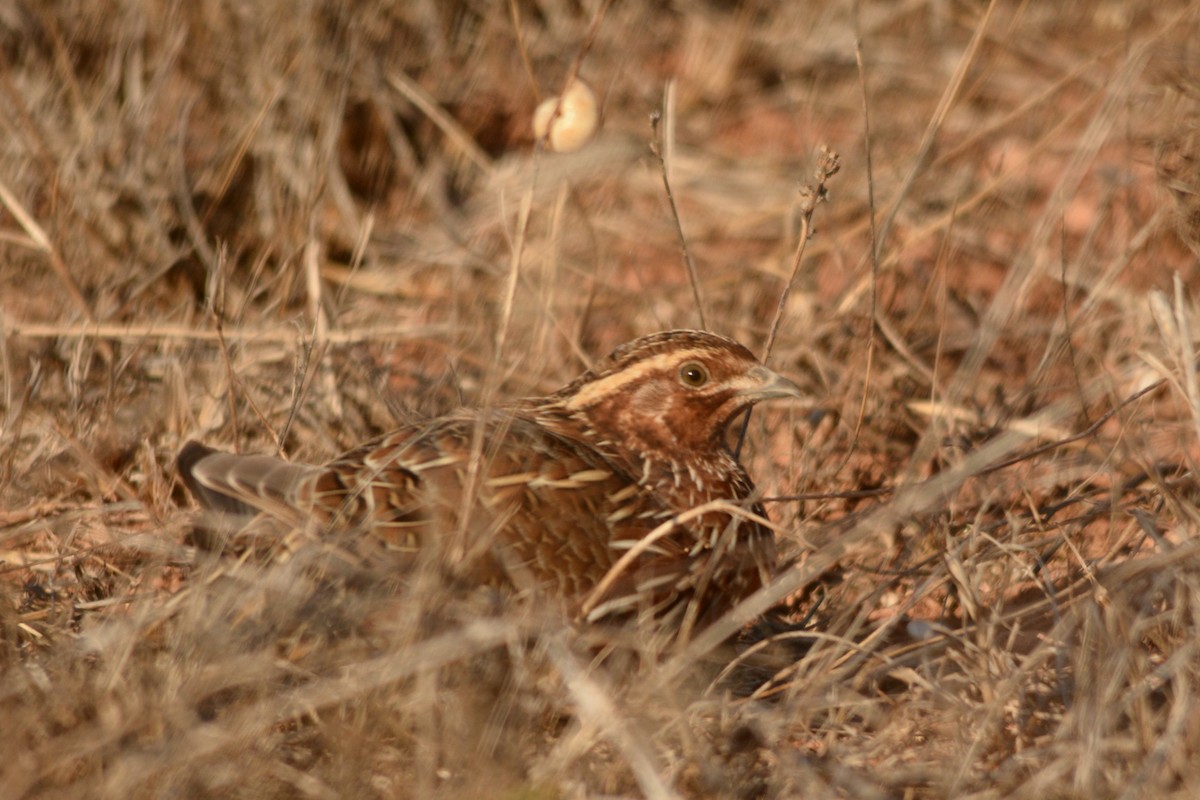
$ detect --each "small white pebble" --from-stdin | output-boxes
[533,79,598,153]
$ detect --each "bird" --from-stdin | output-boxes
[177,330,802,638]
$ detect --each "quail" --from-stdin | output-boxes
[178,330,802,634]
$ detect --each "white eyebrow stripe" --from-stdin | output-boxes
[563,347,716,410]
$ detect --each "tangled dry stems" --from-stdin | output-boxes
[3,1,1200,797]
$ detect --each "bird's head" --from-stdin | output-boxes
[555,330,803,461]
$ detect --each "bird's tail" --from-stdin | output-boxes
[176,440,315,524]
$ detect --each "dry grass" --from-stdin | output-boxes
[3,1,1200,797]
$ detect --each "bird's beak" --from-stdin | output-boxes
[741,365,804,402]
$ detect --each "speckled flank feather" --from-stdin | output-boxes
[177,330,802,635]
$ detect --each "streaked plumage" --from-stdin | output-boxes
[177,330,801,634]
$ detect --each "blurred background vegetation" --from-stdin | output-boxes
[3,2,1200,797]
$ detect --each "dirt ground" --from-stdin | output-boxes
[3,1,1200,797]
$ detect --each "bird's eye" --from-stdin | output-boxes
[678,361,709,388]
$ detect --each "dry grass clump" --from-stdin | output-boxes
[4,1,1200,797]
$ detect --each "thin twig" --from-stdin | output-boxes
[507,0,541,103]
[650,89,707,331]
[560,0,612,103]
[763,365,1174,506]
[0,178,112,364]
[544,635,677,800]
[207,250,276,452]
[387,71,494,175]
[210,253,241,451]
[765,150,842,361]
[846,11,880,470]
[3,320,451,344]
[733,148,841,457]
[873,0,997,252]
